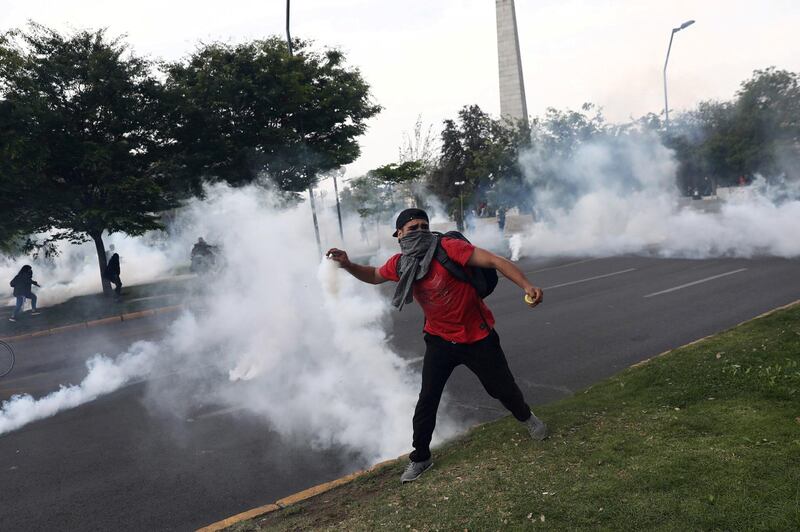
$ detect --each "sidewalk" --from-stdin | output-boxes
[0,276,195,340]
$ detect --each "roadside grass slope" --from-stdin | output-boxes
[233,304,800,531]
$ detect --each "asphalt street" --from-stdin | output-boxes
[1,255,799,531]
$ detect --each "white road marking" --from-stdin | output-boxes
[193,405,246,420]
[499,258,602,283]
[543,268,637,290]
[643,268,748,298]
[525,258,600,275]
[125,294,175,303]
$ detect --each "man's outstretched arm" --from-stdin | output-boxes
[467,247,543,307]
[326,248,387,285]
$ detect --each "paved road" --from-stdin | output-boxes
[1,255,799,531]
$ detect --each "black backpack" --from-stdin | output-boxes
[434,231,498,298]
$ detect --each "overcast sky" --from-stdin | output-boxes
[4,0,800,178]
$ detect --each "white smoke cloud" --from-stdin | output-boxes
[0,184,461,464]
[8,129,796,461]
[1,230,184,308]
[0,342,156,434]
[514,132,800,259]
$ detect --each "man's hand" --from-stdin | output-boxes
[524,285,543,308]
[469,248,543,308]
[326,249,386,285]
[326,248,351,269]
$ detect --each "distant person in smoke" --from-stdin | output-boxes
[452,207,464,232]
[104,253,123,297]
[497,207,506,232]
[465,210,477,233]
[190,237,217,273]
[326,208,547,484]
[9,265,41,322]
[192,237,213,257]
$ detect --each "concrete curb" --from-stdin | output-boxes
[196,299,800,532]
[0,304,183,343]
[196,457,400,532]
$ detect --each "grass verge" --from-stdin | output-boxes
[232,304,800,531]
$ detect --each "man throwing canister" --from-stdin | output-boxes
[327,208,548,484]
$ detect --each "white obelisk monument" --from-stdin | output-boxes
[495,0,529,124]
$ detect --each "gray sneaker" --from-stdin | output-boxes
[400,459,433,483]
[525,415,549,440]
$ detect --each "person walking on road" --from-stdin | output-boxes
[104,253,123,297]
[497,206,506,232]
[326,208,548,484]
[9,265,41,322]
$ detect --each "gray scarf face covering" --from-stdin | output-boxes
[392,230,439,310]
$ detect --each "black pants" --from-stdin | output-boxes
[107,275,122,295]
[409,329,531,462]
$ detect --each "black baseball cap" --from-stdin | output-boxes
[392,208,429,237]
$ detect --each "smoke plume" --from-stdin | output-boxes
[1,185,461,464]
[513,132,800,259]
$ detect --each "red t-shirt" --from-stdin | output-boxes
[378,238,495,344]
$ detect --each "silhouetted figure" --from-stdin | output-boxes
[104,253,122,296]
[497,207,506,232]
[9,265,41,321]
[465,210,477,233]
[453,208,464,232]
[191,237,217,274]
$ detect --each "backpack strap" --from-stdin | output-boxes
[434,242,470,284]
[437,238,492,332]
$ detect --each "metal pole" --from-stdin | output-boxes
[663,30,675,129]
[332,171,344,242]
[286,0,293,55]
[287,0,322,255]
[459,191,463,227]
[663,20,695,130]
[308,186,322,252]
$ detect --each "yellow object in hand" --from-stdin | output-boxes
[524,293,535,305]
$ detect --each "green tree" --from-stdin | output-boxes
[428,105,530,214]
[162,38,381,194]
[0,23,177,294]
[730,67,800,178]
[368,160,427,184]
[668,68,800,189]
[532,104,606,156]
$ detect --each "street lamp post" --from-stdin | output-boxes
[286,0,322,255]
[454,181,465,231]
[663,19,695,129]
[285,0,292,55]
[331,168,345,242]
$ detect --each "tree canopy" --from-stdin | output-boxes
[426,105,531,213]
[0,23,178,292]
[1,23,383,292]
[162,37,381,194]
[668,67,800,190]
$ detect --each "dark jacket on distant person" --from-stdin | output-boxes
[104,254,121,278]
[10,267,36,297]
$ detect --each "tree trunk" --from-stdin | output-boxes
[90,231,113,296]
